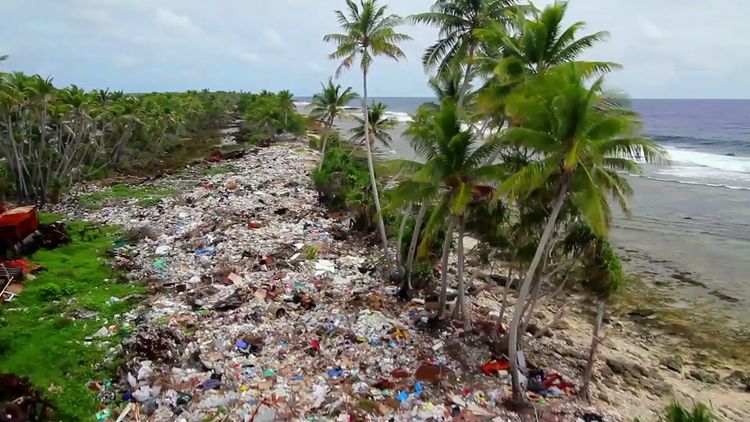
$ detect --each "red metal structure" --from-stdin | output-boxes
[0,205,39,252]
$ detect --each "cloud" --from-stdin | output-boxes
[639,19,665,40]
[235,51,260,64]
[2,0,748,98]
[263,29,286,48]
[307,62,324,73]
[155,7,203,36]
[112,55,139,68]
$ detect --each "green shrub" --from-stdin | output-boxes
[39,283,63,301]
[301,245,320,260]
[663,402,716,422]
[239,91,305,136]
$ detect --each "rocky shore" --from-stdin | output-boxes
[55,142,749,421]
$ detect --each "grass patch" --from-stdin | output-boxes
[0,216,145,420]
[199,165,237,176]
[79,184,177,209]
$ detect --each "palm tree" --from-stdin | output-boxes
[411,0,516,108]
[479,1,617,82]
[401,68,468,290]
[476,1,618,164]
[561,223,625,401]
[324,0,412,269]
[349,102,396,148]
[0,55,8,63]
[311,78,359,168]
[391,100,502,321]
[277,90,295,130]
[498,63,667,402]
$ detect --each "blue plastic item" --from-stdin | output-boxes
[195,247,216,256]
[414,381,424,396]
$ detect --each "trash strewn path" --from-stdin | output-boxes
[60,145,621,421]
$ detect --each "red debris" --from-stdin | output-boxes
[414,363,443,384]
[372,379,395,390]
[390,368,410,379]
[480,358,510,375]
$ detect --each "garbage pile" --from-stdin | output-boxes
[0,373,55,422]
[63,146,618,422]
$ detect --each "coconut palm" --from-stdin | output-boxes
[560,223,625,401]
[479,1,617,83]
[398,68,472,289]
[410,0,516,108]
[349,102,396,148]
[311,78,359,169]
[498,63,667,402]
[277,90,295,130]
[391,99,503,321]
[476,1,618,165]
[324,0,412,268]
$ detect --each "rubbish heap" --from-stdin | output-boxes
[60,145,619,422]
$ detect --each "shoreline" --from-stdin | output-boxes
[52,139,749,421]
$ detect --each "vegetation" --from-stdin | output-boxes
[312,139,377,230]
[0,216,144,420]
[0,72,235,204]
[390,100,503,321]
[0,0,709,418]
[634,402,717,422]
[310,78,359,169]
[237,90,305,138]
[324,0,412,270]
[77,183,178,210]
[316,0,673,408]
[349,102,397,148]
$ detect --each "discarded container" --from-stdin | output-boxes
[266,304,286,318]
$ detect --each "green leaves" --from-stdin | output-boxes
[410,0,516,75]
[311,78,359,126]
[499,63,668,236]
[349,101,396,147]
[324,0,411,75]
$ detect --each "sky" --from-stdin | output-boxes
[1,0,748,99]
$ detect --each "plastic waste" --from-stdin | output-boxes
[481,358,510,375]
[327,367,344,378]
[155,245,171,255]
[263,369,277,378]
[414,381,424,396]
[195,247,216,256]
[201,379,221,390]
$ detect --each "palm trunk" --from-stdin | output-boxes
[396,203,413,269]
[456,215,467,323]
[508,177,569,403]
[362,69,392,269]
[497,257,516,330]
[581,300,606,402]
[436,219,455,320]
[456,43,476,110]
[519,253,551,344]
[318,118,333,170]
[401,203,428,295]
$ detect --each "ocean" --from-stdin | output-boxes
[297,97,750,321]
